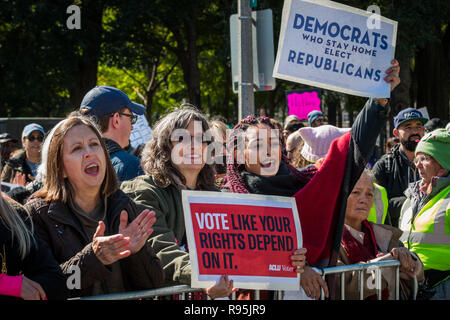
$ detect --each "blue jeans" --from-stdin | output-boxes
[430,278,450,300]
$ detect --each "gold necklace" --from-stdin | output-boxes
[0,244,7,274]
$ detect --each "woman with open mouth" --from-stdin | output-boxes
[221,115,311,300]
[25,116,164,298]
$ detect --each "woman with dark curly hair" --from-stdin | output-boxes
[121,105,238,299]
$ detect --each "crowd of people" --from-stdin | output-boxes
[0,59,449,301]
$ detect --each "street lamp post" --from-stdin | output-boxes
[238,0,255,120]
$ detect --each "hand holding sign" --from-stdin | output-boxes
[384,59,400,92]
[290,248,307,274]
[204,275,238,299]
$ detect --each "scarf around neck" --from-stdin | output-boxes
[240,161,309,197]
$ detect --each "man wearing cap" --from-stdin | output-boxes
[1,123,45,185]
[79,85,145,182]
[372,108,428,227]
[307,110,325,127]
[0,133,18,167]
[398,129,450,299]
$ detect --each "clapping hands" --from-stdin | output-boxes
[92,209,156,265]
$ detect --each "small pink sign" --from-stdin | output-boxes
[287,91,321,120]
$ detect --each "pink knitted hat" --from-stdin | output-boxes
[299,125,351,162]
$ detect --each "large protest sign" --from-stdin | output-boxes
[182,190,302,291]
[273,0,397,98]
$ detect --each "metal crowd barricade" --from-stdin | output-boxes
[312,260,417,300]
[71,261,416,300]
[70,285,203,300]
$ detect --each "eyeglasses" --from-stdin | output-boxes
[26,135,44,142]
[176,135,208,144]
[414,154,431,167]
[118,112,138,125]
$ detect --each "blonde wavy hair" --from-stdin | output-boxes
[0,187,35,260]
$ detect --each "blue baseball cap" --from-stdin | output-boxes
[394,108,428,129]
[80,86,146,117]
[22,123,45,140]
[307,110,324,126]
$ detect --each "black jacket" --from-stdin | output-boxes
[25,189,165,298]
[372,143,421,227]
[0,198,68,300]
[1,150,35,184]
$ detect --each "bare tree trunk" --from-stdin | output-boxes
[69,0,104,110]
[325,92,339,126]
[170,6,202,109]
[390,54,412,118]
[186,9,201,108]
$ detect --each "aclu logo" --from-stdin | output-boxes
[269,264,294,272]
[269,264,281,271]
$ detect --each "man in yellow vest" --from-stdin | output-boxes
[399,129,450,300]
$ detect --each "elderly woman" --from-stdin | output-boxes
[25,116,164,298]
[1,189,67,300]
[332,169,424,300]
[399,128,450,300]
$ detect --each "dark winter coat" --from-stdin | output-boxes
[25,189,165,298]
[372,143,421,227]
[0,198,68,300]
[1,150,35,184]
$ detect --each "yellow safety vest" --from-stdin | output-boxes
[399,184,450,272]
[368,183,388,224]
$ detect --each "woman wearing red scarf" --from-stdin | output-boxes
[336,169,424,300]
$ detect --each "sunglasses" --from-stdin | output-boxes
[118,112,138,125]
[26,135,44,142]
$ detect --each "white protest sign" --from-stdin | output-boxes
[129,114,152,149]
[273,0,398,98]
[182,190,303,291]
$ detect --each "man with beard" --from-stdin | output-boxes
[372,108,428,227]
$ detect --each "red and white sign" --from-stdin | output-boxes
[182,191,302,291]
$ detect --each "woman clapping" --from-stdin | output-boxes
[25,116,164,298]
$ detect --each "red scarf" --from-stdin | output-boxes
[341,220,378,264]
[341,220,389,300]
[294,132,351,266]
